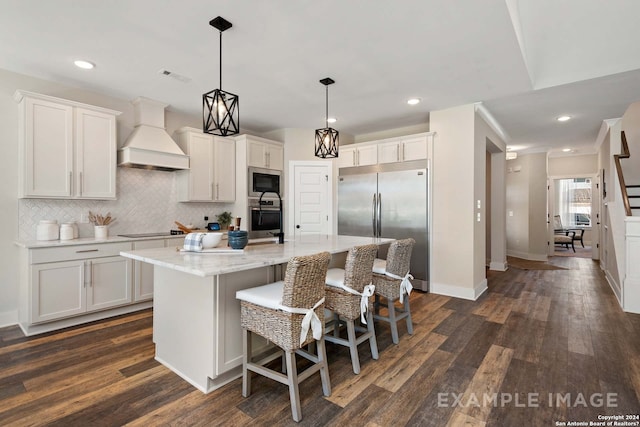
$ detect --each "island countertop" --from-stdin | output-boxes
[120,234,394,277]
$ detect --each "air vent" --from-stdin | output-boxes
[158,69,191,83]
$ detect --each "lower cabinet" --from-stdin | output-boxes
[30,255,132,324]
[24,241,133,326]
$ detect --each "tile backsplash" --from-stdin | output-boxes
[19,168,234,241]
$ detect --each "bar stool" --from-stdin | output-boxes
[236,251,331,423]
[372,238,415,344]
[324,244,379,374]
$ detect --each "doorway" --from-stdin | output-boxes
[548,175,599,259]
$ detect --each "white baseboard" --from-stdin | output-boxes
[0,310,18,328]
[506,250,547,262]
[489,260,508,271]
[430,279,487,301]
[604,270,622,307]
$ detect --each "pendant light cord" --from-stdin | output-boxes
[325,85,329,128]
[219,30,223,89]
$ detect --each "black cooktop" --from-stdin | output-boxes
[118,231,183,238]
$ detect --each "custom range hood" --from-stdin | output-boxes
[117,97,189,171]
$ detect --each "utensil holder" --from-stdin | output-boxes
[94,225,108,240]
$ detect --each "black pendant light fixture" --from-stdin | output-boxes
[315,78,339,158]
[203,16,239,136]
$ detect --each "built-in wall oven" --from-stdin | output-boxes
[248,198,282,239]
[248,167,282,198]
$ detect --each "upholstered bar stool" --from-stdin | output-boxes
[372,238,415,344]
[324,244,379,374]
[236,251,331,423]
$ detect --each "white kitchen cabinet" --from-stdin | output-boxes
[378,135,428,164]
[74,108,118,198]
[213,137,236,201]
[247,138,284,170]
[31,260,85,323]
[86,256,132,311]
[25,242,132,325]
[338,144,377,168]
[132,237,183,302]
[175,127,236,202]
[15,90,120,199]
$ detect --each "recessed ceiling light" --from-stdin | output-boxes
[562,148,571,152]
[74,60,95,70]
[407,98,421,105]
[557,115,571,122]
[327,117,337,124]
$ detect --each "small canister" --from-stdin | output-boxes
[60,223,74,241]
[70,222,79,238]
[36,220,59,241]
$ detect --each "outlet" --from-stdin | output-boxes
[80,213,89,223]
[204,216,209,221]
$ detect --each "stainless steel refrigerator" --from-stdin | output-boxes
[338,162,429,291]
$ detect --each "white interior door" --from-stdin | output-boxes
[291,163,330,238]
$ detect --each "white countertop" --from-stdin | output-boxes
[120,235,394,277]
[15,233,187,249]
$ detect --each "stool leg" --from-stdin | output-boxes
[242,328,252,397]
[317,338,332,397]
[285,350,302,422]
[374,294,381,315]
[346,319,360,374]
[404,297,414,335]
[388,298,399,344]
[367,310,379,360]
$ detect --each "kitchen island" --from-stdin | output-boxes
[120,234,393,393]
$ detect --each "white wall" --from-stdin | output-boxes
[429,104,481,299]
[505,153,548,261]
[548,154,598,176]
[622,101,640,184]
[0,68,237,326]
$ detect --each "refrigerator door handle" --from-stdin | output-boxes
[372,193,377,236]
[377,192,382,236]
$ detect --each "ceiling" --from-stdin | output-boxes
[2,0,640,155]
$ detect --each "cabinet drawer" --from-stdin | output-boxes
[30,242,132,264]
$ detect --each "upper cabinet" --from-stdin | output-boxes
[338,144,378,168]
[339,133,432,169]
[174,127,236,202]
[378,135,429,164]
[247,138,284,170]
[15,91,121,199]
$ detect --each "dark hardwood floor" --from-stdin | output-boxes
[1,256,639,426]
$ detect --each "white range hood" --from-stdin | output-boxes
[117,97,189,171]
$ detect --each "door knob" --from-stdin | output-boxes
[296,225,300,229]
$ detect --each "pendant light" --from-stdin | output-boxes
[315,78,339,158]
[203,16,239,136]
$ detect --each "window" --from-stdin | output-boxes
[554,178,591,228]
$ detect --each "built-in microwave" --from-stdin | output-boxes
[248,167,282,198]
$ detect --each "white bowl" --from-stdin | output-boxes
[202,232,223,248]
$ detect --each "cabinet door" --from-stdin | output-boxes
[247,140,266,168]
[31,260,85,323]
[338,146,357,168]
[86,256,132,312]
[213,137,236,202]
[378,141,401,164]
[266,143,284,170]
[133,240,164,302]
[357,145,378,166]
[75,108,117,199]
[402,135,428,161]
[22,98,73,198]
[186,133,214,201]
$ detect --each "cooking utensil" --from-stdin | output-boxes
[175,221,193,234]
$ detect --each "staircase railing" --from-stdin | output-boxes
[614,131,632,216]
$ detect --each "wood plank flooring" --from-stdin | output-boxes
[1,256,639,426]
